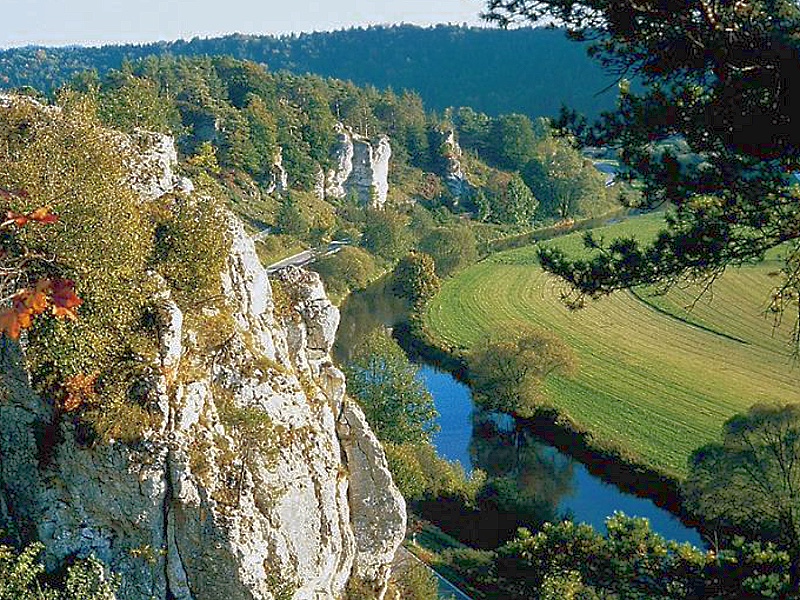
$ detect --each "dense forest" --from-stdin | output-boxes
[0,25,620,119]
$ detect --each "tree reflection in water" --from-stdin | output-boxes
[471,412,575,521]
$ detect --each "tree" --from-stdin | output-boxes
[419,225,479,278]
[469,328,576,417]
[522,136,605,220]
[275,194,309,237]
[343,328,438,445]
[488,113,538,171]
[494,173,539,226]
[391,252,441,306]
[685,403,800,593]
[311,246,379,298]
[485,0,800,325]
[360,208,412,261]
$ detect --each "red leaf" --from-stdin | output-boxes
[50,279,82,320]
[28,207,58,224]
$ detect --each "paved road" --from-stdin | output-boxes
[259,239,349,274]
[393,546,473,600]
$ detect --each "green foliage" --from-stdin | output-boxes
[439,547,497,590]
[388,560,438,600]
[0,95,161,436]
[0,542,117,600]
[96,71,180,134]
[469,328,576,417]
[383,441,483,502]
[150,193,228,310]
[487,514,791,600]
[418,225,479,278]
[522,136,606,221]
[488,113,539,171]
[494,173,539,226]
[311,246,380,299]
[344,328,438,445]
[391,252,441,306]
[487,0,800,340]
[275,195,309,238]
[360,209,412,262]
[0,26,621,121]
[685,403,800,591]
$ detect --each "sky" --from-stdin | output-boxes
[1,0,488,49]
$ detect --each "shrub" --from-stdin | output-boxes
[0,541,118,599]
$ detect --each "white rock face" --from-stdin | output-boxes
[266,147,289,195]
[325,124,391,209]
[129,129,180,201]
[0,109,405,600]
[325,124,354,200]
[437,129,470,200]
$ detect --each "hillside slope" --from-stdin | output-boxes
[0,25,619,119]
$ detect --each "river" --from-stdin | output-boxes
[334,280,703,548]
[418,365,703,546]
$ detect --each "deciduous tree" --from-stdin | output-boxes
[343,328,438,445]
[685,403,800,593]
[469,327,576,417]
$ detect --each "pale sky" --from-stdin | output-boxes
[1,0,488,49]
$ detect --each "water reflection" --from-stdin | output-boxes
[333,278,408,365]
[337,285,703,546]
[418,364,703,546]
[471,413,576,517]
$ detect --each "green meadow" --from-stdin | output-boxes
[424,214,800,477]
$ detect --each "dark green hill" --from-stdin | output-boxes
[0,25,618,119]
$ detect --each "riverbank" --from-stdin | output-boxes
[394,319,709,539]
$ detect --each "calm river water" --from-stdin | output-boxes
[418,365,703,546]
[334,282,703,547]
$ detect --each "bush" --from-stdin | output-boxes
[311,246,379,299]
[149,192,228,310]
[0,94,228,443]
[391,252,440,306]
[0,541,118,599]
[0,96,159,435]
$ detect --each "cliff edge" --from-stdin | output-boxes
[0,97,405,600]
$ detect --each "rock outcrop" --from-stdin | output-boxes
[0,110,405,600]
[265,147,289,196]
[435,128,470,201]
[325,124,391,209]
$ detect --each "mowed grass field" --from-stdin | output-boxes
[424,214,800,478]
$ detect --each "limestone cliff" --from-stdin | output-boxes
[434,128,470,201]
[0,111,405,600]
[325,124,391,209]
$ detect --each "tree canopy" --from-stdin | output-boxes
[343,328,438,445]
[486,1,800,333]
[685,403,800,592]
[469,327,576,417]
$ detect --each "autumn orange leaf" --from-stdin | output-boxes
[0,279,83,339]
[50,279,82,320]
[28,206,58,224]
[2,207,59,229]
[5,210,29,227]
[0,308,21,339]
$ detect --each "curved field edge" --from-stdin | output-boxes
[421,216,800,479]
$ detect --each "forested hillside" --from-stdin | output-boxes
[0,25,619,119]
